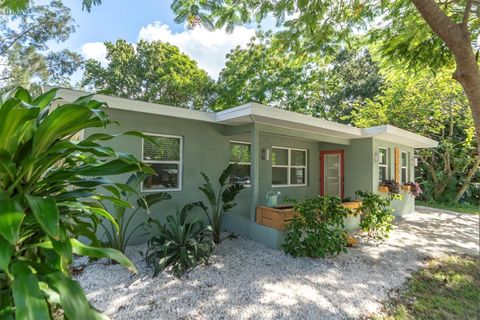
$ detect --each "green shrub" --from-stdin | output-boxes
[283,196,349,258]
[0,87,152,319]
[100,172,171,253]
[145,204,214,277]
[356,190,400,240]
[195,164,244,244]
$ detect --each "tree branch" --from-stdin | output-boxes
[463,0,473,25]
[410,0,463,53]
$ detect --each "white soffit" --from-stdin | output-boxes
[55,88,216,123]
[215,103,363,139]
[54,88,437,148]
[361,125,438,148]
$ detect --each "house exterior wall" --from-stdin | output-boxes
[372,138,416,216]
[86,108,417,248]
[318,138,374,198]
[85,108,252,244]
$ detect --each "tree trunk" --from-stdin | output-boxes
[453,156,480,202]
[411,0,480,155]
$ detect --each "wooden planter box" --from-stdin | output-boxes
[401,185,412,191]
[256,205,295,230]
[341,201,362,211]
[378,186,389,193]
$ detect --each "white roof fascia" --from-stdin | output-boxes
[216,102,362,138]
[52,88,437,148]
[361,125,438,148]
[55,88,216,123]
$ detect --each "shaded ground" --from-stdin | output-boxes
[76,209,479,320]
[375,255,480,320]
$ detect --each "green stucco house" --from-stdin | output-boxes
[58,89,438,249]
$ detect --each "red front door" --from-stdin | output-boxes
[320,150,344,198]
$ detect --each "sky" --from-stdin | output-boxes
[56,0,274,81]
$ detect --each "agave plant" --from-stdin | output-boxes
[145,203,214,277]
[0,87,153,319]
[195,164,244,244]
[101,172,171,254]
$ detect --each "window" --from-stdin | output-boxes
[272,147,307,186]
[378,147,389,182]
[229,141,251,186]
[142,134,182,191]
[401,151,408,184]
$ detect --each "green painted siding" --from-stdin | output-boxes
[85,108,418,248]
[86,109,252,244]
[372,139,416,216]
[318,138,374,198]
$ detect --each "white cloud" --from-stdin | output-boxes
[138,22,256,79]
[81,42,108,65]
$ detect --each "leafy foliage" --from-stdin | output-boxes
[351,69,478,204]
[0,87,152,318]
[195,164,245,244]
[356,191,399,240]
[283,196,349,258]
[101,173,171,254]
[380,180,401,194]
[0,0,83,90]
[216,31,383,122]
[405,181,422,198]
[82,39,215,110]
[145,204,214,277]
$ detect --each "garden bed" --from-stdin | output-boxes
[75,208,479,320]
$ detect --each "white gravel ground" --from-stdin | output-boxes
[76,208,479,320]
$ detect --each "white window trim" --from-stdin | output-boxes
[401,151,408,184]
[272,146,308,187]
[229,140,251,187]
[141,132,183,192]
[378,147,389,182]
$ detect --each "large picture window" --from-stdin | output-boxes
[272,147,307,186]
[142,134,182,191]
[401,151,408,184]
[378,147,389,182]
[229,141,251,186]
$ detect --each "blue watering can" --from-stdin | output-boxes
[266,191,281,207]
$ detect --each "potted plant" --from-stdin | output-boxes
[403,181,422,197]
[378,180,401,194]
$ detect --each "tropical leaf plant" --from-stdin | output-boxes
[100,172,171,254]
[195,164,244,244]
[0,87,153,319]
[145,203,214,277]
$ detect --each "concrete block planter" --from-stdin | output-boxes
[341,201,362,231]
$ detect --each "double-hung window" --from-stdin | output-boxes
[272,147,307,186]
[401,151,409,184]
[142,133,182,191]
[229,141,251,186]
[378,147,389,182]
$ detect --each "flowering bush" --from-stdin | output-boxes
[380,180,401,194]
[405,181,422,198]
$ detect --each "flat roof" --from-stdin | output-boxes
[54,88,438,148]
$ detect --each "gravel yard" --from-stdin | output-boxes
[76,208,479,320]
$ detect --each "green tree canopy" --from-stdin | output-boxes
[81,39,215,110]
[0,0,83,90]
[351,69,478,204]
[166,0,480,153]
[215,32,383,122]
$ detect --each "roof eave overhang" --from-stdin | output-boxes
[361,125,438,149]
